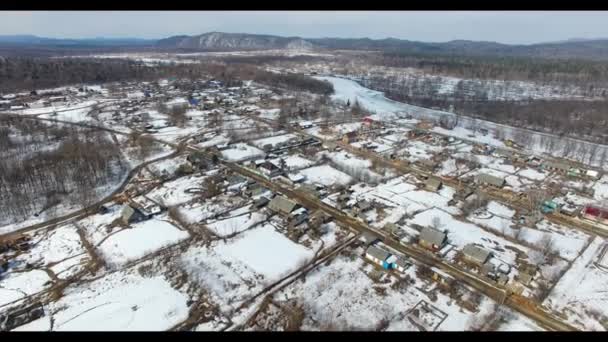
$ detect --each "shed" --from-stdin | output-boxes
[267,196,298,216]
[419,227,447,251]
[383,223,399,233]
[462,244,492,266]
[517,272,534,286]
[394,258,410,273]
[361,231,380,246]
[475,173,506,188]
[425,178,442,192]
[253,197,270,209]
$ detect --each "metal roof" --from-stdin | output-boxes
[425,178,442,190]
[462,244,492,264]
[419,227,447,247]
[544,160,571,171]
[366,245,391,261]
[475,173,506,187]
[267,196,298,215]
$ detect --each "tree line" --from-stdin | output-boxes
[368,52,608,87]
[360,75,608,144]
[0,57,333,95]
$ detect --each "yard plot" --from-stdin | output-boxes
[298,165,353,187]
[98,218,190,267]
[221,143,265,162]
[519,220,591,262]
[593,175,608,201]
[150,126,200,144]
[17,225,86,268]
[258,108,280,120]
[146,173,209,206]
[544,237,608,331]
[277,255,504,331]
[324,151,383,182]
[206,205,267,237]
[147,155,189,176]
[251,133,298,149]
[176,197,247,224]
[0,270,51,308]
[216,224,314,281]
[45,271,189,331]
[269,155,314,170]
[194,134,230,149]
[77,203,125,246]
[517,168,548,182]
[438,159,458,177]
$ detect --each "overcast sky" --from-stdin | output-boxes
[1,11,607,44]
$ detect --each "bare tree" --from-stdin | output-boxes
[431,217,443,231]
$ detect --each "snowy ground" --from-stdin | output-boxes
[278,254,530,331]
[298,165,353,187]
[98,218,190,267]
[544,237,608,331]
[0,270,51,308]
[205,205,267,237]
[43,270,189,331]
[250,133,298,149]
[221,143,265,162]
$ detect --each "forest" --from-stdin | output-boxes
[0,117,127,224]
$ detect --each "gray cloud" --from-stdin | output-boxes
[0,11,607,44]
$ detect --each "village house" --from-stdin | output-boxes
[267,196,299,217]
[415,159,439,173]
[353,200,373,216]
[342,131,359,144]
[257,161,283,178]
[475,173,506,188]
[462,244,492,267]
[365,245,396,270]
[543,160,572,174]
[418,227,447,252]
[582,205,608,225]
[424,178,442,192]
[120,205,151,225]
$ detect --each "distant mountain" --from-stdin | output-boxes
[0,35,155,46]
[156,32,313,50]
[155,32,608,60]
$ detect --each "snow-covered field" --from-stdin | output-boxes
[44,271,189,331]
[298,165,353,186]
[544,237,608,330]
[98,218,189,267]
[215,224,313,280]
[0,270,51,308]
